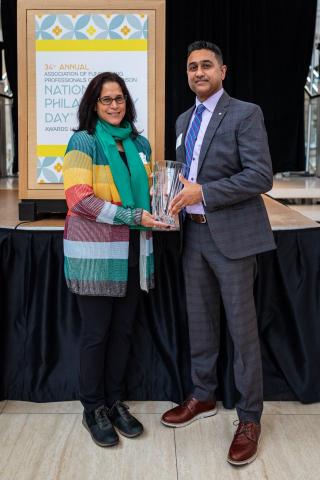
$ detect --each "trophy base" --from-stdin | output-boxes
[152,213,180,231]
[156,214,175,225]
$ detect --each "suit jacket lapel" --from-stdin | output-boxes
[197,92,230,174]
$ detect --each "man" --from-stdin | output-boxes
[161,41,276,466]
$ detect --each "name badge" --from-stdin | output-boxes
[176,133,183,149]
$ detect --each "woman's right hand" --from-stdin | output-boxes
[141,210,170,229]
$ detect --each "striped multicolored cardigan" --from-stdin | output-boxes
[63,130,154,296]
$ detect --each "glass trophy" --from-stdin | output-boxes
[151,160,188,229]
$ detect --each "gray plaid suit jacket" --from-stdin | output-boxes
[176,91,276,259]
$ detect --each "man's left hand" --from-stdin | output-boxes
[169,175,203,215]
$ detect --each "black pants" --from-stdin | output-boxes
[76,233,141,412]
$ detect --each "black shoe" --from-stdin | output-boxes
[108,401,144,438]
[82,405,119,447]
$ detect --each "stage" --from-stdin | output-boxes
[1,185,320,406]
[1,181,319,230]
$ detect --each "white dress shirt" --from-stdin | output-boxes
[185,88,224,214]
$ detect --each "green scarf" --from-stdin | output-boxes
[94,119,150,229]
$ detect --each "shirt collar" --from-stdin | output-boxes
[195,88,224,113]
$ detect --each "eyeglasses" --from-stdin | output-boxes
[97,95,127,105]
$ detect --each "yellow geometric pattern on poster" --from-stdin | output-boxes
[37,145,67,156]
[36,39,147,51]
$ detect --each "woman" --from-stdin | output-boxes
[63,72,166,447]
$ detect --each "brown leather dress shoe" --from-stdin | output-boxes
[161,397,217,427]
[227,421,261,465]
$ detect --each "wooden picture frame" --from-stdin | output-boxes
[18,0,165,201]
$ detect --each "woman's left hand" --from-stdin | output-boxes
[141,210,170,229]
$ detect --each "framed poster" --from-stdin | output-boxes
[18,0,165,201]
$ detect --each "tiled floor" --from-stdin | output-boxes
[1,401,320,480]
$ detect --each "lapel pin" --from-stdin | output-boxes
[218,112,222,115]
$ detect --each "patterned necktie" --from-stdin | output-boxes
[185,103,206,170]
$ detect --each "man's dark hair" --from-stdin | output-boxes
[75,71,138,136]
[187,41,224,64]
